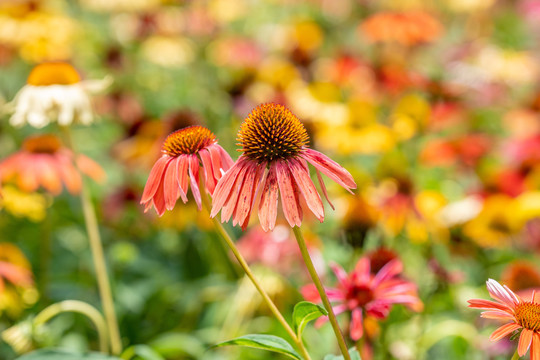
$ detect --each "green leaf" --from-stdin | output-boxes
[120,345,165,360]
[323,348,362,360]
[212,334,302,359]
[16,349,122,360]
[292,301,327,337]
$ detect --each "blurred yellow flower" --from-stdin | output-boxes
[0,2,75,62]
[291,20,323,53]
[475,46,540,85]
[79,0,161,13]
[141,36,195,68]
[463,195,520,248]
[390,94,431,141]
[316,122,395,155]
[0,185,49,222]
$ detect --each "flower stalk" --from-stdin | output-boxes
[292,226,352,360]
[34,300,109,353]
[201,191,312,360]
[61,127,122,355]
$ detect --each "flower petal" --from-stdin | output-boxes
[188,155,202,210]
[211,157,248,218]
[532,333,540,360]
[207,145,223,180]
[315,169,335,210]
[372,259,403,287]
[176,155,189,203]
[232,162,258,226]
[163,159,180,211]
[221,162,250,222]
[489,323,521,342]
[350,308,363,341]
[258,164,279,231]
[199,148,217,195]
[141,156,170,203]
[467,299,512,312]
[289,158,324,222]
[519,329,534,356]
[276,160,302,228]
[302,148,356,192]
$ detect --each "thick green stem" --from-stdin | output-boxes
[61,127,122,355]
[511,350,520,360]
[200,193,312,360]
[292,226,351,360]
[34,300,109,353]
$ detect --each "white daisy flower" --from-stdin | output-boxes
[6,62,111,128]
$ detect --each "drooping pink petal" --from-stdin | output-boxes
[302,148,356,192]
[232,162,259,226]
[141,156,171,203]
[163,160,180,210]
[188,155,202,210]
[211,157,248,217]
[330,262,350,288]
[54,154,82,194]
[199,148,217,195]
[151,171,167,216]
[76,154,106,183]
[276,160,302,228]
[289,158,324,222]
[531,333,540,360]
[219,145,234,169]
[221,162,250,222]
[176,155,189,203]
[315,169,335,210]
[489,323,521,341]
[238,163,267,230]
[519,329,534,356]
[258,164,279,232]
[35,156,62,195]
[354,257,371,284]
[207,144,224,180]
[372,259,403,287]
[350,308,364,341]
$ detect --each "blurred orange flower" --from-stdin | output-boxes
[0,134,105,195]
[360,11,442,46]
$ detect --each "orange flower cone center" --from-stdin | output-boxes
[515,302,540,332]
[162,126,216,157]
[22,135,62,154]
[27,62,81,86]
[237,103,309,163]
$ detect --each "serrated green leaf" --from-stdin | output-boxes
[212,334,302,359]
[16,349,122,360]
[292,301,328,337]
[323,348,361,360]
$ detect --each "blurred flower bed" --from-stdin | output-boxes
[1,0,540,359]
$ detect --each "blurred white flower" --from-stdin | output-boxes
[6,62,111,128]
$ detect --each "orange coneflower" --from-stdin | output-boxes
[211,103,356,231]
[140,126,233,215]
[0,134,104,195]
[7,62,110,128]
[469,279,540,359]
[360,11,442,47]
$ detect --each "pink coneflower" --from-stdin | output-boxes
[0,134,104,195]
[210,103,356,231]
[141,126,233,215]
[302,257,423,341]
[469,279,540,359]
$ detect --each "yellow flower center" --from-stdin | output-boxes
[22,134,62,154]
[237,103,309,163]
[162,126,216,157]
[515,302,540,332]
[27,62,81,86]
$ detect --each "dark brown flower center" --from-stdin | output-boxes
[347,284,374,307]
[22,134,62,154]
[237,103,309,163]
[515,302,540,332]
[162,126,216,157]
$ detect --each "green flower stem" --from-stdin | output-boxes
[292,226,352,360]
[34,300,109,353]
[200,193,312,360]
[61,127,122,355]
[511,350,520,360]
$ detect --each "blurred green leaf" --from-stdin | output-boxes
[323,348,361,360]
[120,345,164,360]
[16,349,122,360]
[292,301,327,337]
[212,334,302,359]
[148,333,205,358]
